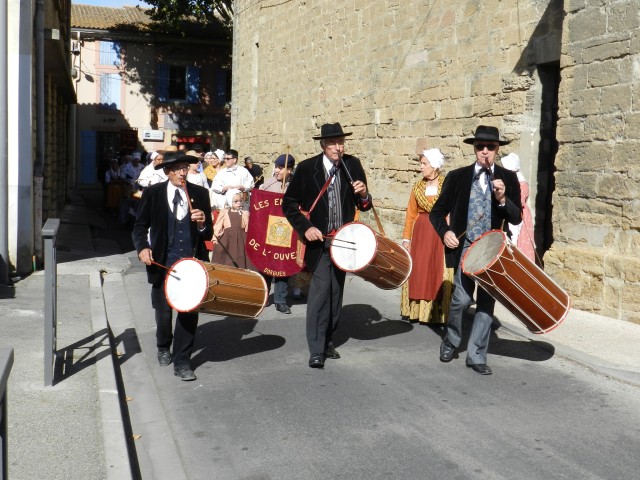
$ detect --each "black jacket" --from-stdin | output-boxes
[132,181,213,285]
[430,163,522,268]
[282,153,372,271]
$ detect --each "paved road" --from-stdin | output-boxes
[110,264,640,480]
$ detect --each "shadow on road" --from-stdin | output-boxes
[190,316,286,369]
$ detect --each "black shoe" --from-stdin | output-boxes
[275,303,291,314]
[466,361,492,375]
[157,349,172,366]
[174,365,197,381]
[439,338,456,362]
[308,353,325,368]
[325,345,340,359]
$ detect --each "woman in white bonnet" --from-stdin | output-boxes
[400,148,453,325]
[501,153,535,262]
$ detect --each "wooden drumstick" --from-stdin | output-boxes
[151,260,178,275]
[181,180,194,212]
[281,145,291,192]
[457,213,486,241]
[323,235,356,245]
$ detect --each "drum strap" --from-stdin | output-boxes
[371,203,386,237]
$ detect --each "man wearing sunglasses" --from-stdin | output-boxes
[430,125,522,375]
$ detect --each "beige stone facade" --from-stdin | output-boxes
[231,0,639,323]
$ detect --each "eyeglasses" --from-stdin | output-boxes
[169,165,189,172]
[474,143,498,152]
[223,156,235,161]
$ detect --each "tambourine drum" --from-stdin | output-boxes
[330,222,412,290]
[164,258,268,318]
[461,230,571,334]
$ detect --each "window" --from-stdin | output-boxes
[99,41,121,66]
[99,73,121,110]
[157,63,200,103]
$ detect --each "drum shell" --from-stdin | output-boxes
[330,222,412,290]
[164,258,267,318]
[461,230,571,334]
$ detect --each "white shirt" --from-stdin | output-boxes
[210,165,254,210]
[322,155,339,184]
[137,163,167,188]
[474,164,494,193]
[167,183,188,221]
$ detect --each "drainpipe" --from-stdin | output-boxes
[34,0,45,262]
[0,0,8,284]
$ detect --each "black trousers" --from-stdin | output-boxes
[151,284,198,368]
[306,249,346,355]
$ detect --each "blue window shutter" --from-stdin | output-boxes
[214,68,226,106]
[157,63,169,103]
[80,130,97,184]
[186,66,200,103]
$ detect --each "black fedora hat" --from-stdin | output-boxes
[463,125,510,145]
[312,122,353,140]
[155,151,199,170]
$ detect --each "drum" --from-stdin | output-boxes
[330,222,412,290]
[461,230,571,334]
[164,258,268,318]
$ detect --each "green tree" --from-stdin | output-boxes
[141,0,233,32]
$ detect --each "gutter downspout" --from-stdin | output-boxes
[0,0,9,284]
[34,0,45,262]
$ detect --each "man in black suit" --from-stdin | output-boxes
[132,151,213,381]
[430,125,522,375]
[283,123,373,368]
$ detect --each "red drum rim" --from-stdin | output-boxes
[330,222,378,273]
[164,257,208,313]
[461,230,507,277]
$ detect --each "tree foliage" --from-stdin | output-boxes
[141,0,233,32]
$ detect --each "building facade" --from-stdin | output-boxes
[70,4,232,185]
[4,0,75,276]
[230,0,639,322]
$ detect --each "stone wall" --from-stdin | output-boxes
[547,0,640,322]
[231,0,639,322]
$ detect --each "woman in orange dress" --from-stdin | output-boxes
[400,149,453,325]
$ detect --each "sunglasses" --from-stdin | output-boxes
[474,143,498,152]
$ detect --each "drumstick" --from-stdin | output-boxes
[151,260,178,275]
[181,180,194,212]
[457,213,486,240]
[281,145,290,192]
[323,235,356,245]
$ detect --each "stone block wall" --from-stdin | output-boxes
[547,0,640,322]
[231,0,639,322]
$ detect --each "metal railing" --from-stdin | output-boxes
[0,347,14,480]
[43,218,60,387]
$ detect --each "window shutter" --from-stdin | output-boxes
[99,41,120,66]
[186,66,200,104]
[80,130,97,184]
[157,63,169,103]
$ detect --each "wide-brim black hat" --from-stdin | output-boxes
[312,122,353,140]
[463,125,510,145]
[155,151,199,170]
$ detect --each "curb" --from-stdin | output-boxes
[495,317,640,387]
[89,270,134,480]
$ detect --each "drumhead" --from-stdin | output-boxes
[330,222,376,272]
[461,230,507,275]
[164,258,209,312]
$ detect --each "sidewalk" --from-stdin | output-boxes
[1,186,639,479]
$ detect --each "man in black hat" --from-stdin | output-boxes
[430,125,522,375]
[132,151,213,381]
[283,123,372,368]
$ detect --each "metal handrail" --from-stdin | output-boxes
[0,347,14,480]
[43,218,60,387]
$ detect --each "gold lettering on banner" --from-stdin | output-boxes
[266,215,293,248]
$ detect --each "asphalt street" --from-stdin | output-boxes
[115,266,640,480]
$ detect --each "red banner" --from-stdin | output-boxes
[246,189,303,277]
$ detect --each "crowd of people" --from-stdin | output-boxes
[128,123,535,381]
